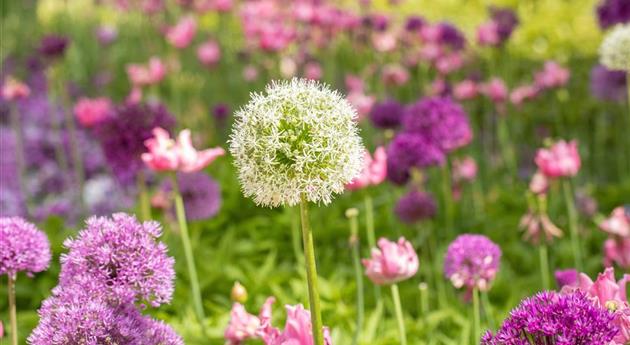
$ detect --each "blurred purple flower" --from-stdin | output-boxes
[386,132,445,184]
[597,0,630,29]
[213,103,230,122]
[489,6,519,42]
[394,190,436,224]
[590,64,627,102]
[162,172,222,221]
[96,25,118,46]
[555,268,578,288]
[38,35,70,58]
[369,99,404,129]
[0,217,51,278]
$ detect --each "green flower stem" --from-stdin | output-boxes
[300,194,324,345]
[347,209,364,345]
[427,230,447,309]
[8,275,17,345]
[562,179,583,271]
[539,243,551,290]
[481,291,495,331]
[172,174,206,324]
[364,194,381,301]
[291,206,304,265]
[137,171,151,221]
[472,287,481,345]
[419,282,429,315]
[391,284,407,345]
[9,103,30,216]
[440,162,454,237]
[497,116,517,177]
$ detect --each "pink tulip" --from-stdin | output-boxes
[304,62,322,80]
[1,77,30,101]
[127,86,143,104]
[166,16,197,49]
[73,97,112,128]
[477,21,500,46]
[225,297,275,345]
[435,53,463,75]
[381,64,409,86]
[346,91,375,120]
[197,39,221,67]
[346,147,387,190]
[176,129,225,172]
[419,43,442,62]
[362,237,419,285]
[257,303,332,345]
[599,207,630,237]
[604,237,630,269]
[482,77,508,103]
[243,65,259,82]
[453,80,479,100]
[345,74,365,93]
[535,61,570,89]
[372,32,397,52]
[534,140,581,178]
[452,156,477,183]
[510,84,539,105]
[127,57,166,86]
[528,171,549,195]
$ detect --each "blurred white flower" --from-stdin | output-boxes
[600,24,630,72]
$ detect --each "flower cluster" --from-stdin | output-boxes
[534,140,581,178]
[590,64,627,103]
[0,217,51,278]
[394,190,436,224]
[597,0,630,29]
[600,24,630,72]
[362,237,419,285]
[230,78,364,207]
[444,234,501,292]
[156,172,222,221]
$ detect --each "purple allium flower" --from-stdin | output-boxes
[402,97,472,153]
[95,102,175,184]
[163,172,222,221]
[386,132,445,184]
[489,6,519,42]
[394,190,436,224]
[38,35,70,58]
[59,213,175,307]
[482,291,619,345]
[213,103,230,122]
[96,25,118,46]
[597,0,630,29]
[555,268,578,288]
[590,64,627,102]
[141,317,185,345]
[0,217,51,278]
[444,234,501,292]
[363,14,389,31]
[405,15,425,31]
[369,99,404,129]
[437,22,466,50]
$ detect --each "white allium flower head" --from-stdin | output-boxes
[229,78,365,207]
[599,24,630,72]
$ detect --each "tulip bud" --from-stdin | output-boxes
[231,281,248,303]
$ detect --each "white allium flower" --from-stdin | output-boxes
[229,78,365,207]
[599,24,630,72]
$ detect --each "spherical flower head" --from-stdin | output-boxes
[229,78,365,207]
[0,217,51,278]
[444,234,501,292]
[402,97,472,152]
[362,237,419,285]
[161,172,222,221]
[489,6,519,42]
[38,34,70,58]
[482,291,618,345]
[534,139,581,178]
[141,317,185,345]
[600,24,630,71]
[394,190,436,224]
[555,268,579,288]
[59,213,175,307]
[257,303,333,345]
[369,98,404,129]
[590,64,627,103]
[597,0,630,30]
[386,132,445,184]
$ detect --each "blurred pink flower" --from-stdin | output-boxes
[213,0,233,12]
[420,24,441,43]
[605,237,630,269]
[477,21,500,46]
[346,91,375,120]
[127,57,166,86]
[381,64,409,86]
[166,16,197,49]
[142,128,225,172]
[510,84,539,105]
[599,206,630,237]
[127,86,143,104]
[225,297,275,345]
[529,170,549,195]
[534,140,581,178]
[453,80,479,100]
[345,74,365,93]
[73,97,112,128]
[435,53,463,75]
[452,156,477,183]
[257,303,332,345]
[482,77,508,103]
[304,62,322,80]
[520,208,563,244]
[1,77,30,101]
[197,39,221,67]
[243,65,259,82]
[372,32,397,52]
[346,147,387,190]
[535,61,570,89]
[362,237,419,285]
[419,43,442,62]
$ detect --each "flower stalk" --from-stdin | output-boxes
[472,287,481,345]
[364,194,380,301]
[8,275,18,345]
[300,194,324,345]
[347,208,364,345]
[391,283,407,345]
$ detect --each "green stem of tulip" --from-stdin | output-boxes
[8,275,18,345]
[440,162,454,237]
[539,243,551,290]
[172,174,206,324]
[138,171,151,221]
[419,282,429,315]
[497,116,517,177]
[364,194,381,301]
[472,287,481,345]
[391,284,407,345]
[562,179,582,271]
[300,194,324,345]
[348,210,364,345]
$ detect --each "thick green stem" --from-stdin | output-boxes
[348,209,364,345]
[497,116,517,177]
[419,282,429,316]
[391,284,407,345]
[472,288,481,345]
[291,206,304,265]
[299,195,324,345]
[440,162,454,237]
[539,243,550,290]
[137,171,151,221]
[364,194,381,301]
[172,174,206,323]
[8,275,17,345]
[562,179,582,271]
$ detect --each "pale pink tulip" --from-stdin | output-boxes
[482,77,508,103]
[73,97,112,128]
[534,140,581,178]
[127,57,166,86]
[476,21,500,46]
[510,84,539,105]
[176,129,225,172]
[452,156,477,183]
[345,74,365,93]
[346,91,375,120]
[197,39,221,67]
[535,61,570,89]
[346,147,387,190]
[166,16,197,49]
[243,65,259,81]
[529,170,549,195]
[362,237,419,285]
[604,237,630,269]
[453,80,479,100]
[1,77,30,101]
[599,206,630,237]
[381,64,409,86]
[435,53,463,75]
[225,297,275,345]
[257,303,332,345]
[372,32,397,52]
[141,127,180,171]
[304,62,322,80]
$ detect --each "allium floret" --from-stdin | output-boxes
[600,24,630,72]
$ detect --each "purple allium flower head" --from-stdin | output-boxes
[402,97,472,153]
[59,213,175,307]
[437,22,466,50]
[395,190,437,224]
[0,217,51,278]
[95,102,175,185]
[141,317,185,345]
[213,103,230,122]
[590,64,627,102]
[555,268,578,288]
[597,0,630,29]
[369,99,404,129]
[489,6,519,42]
[386,132,445,184]
[405,15,425,31]
[38,35,70,58]
[482,291,619,345]
[163,172,222,221]
[444,234,501,292]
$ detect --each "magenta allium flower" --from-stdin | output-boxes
[444,234,501,292]
[369,99,404,129]
[0,217,51,278]
[555,268,578,288]
[597,0,630,29]
[257,303,333,345]
[362,237,419,285]
[346,147,387,190]
[1,77,31,101]
[160,172,222,221]
[534,140,581,178]
[481,291,618,345]
[394,190,436,224]
[599,206,630,237]
[197,39,221,67]
[225,297,275,345]
[489,6,519,42]
[166,16,197,49]
[59,213,175,307]
[74,97,112,128]
[386,132,445,184]
[534,61,570,90]
[590,64,627,103]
